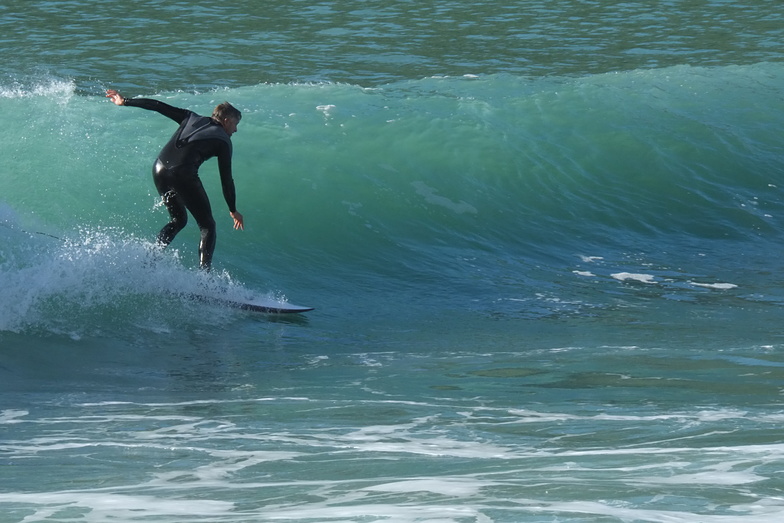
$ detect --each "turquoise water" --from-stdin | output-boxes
[2,1,784,521]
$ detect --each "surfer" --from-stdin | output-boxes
[105,89,245,271]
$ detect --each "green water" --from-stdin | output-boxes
[2,1,784,521]
[2,0,782,91]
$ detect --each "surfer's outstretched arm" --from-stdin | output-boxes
[105,89,190,123]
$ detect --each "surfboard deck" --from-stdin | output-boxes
[189,294,314,314]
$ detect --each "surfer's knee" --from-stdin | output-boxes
[197,215,216,235]
[199,222,216,249]
[171,213,188,231]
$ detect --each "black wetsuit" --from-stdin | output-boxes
[124,98,237,270]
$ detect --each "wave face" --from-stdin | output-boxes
[2,64,783,335]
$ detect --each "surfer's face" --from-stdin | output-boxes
[221,117,239,137]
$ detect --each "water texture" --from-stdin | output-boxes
[1,1,784,521]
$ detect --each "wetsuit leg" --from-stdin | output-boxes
[153,161,217,270]
[153,161,188,247]
[188,192,216,271]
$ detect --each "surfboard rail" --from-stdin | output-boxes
[187,293,314,314]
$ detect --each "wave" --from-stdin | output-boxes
[2,63,783,334]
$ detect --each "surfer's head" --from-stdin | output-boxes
[213,102,242,136]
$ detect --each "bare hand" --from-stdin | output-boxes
[231,211,244,230]
[106,89,125,106]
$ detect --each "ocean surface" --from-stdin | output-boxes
[2,1,784,521]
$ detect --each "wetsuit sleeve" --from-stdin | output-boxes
[217,142,238,213]
[123,98,191,124]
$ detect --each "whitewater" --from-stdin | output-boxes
[2,1,784,522]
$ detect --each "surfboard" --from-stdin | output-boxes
[189,294,314,314]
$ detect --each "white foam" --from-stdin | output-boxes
[363,478,486,496]
[0,409,28,423]
[690,281,738,290]
[0,226,269,334]
[612,272,656,283]
[522,499,784,522]
[0,78,76,99]
[0,492,233,518]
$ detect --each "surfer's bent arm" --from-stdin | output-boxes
[217,150,237,213]
[217,145,244,230]
[106,90,189,124]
